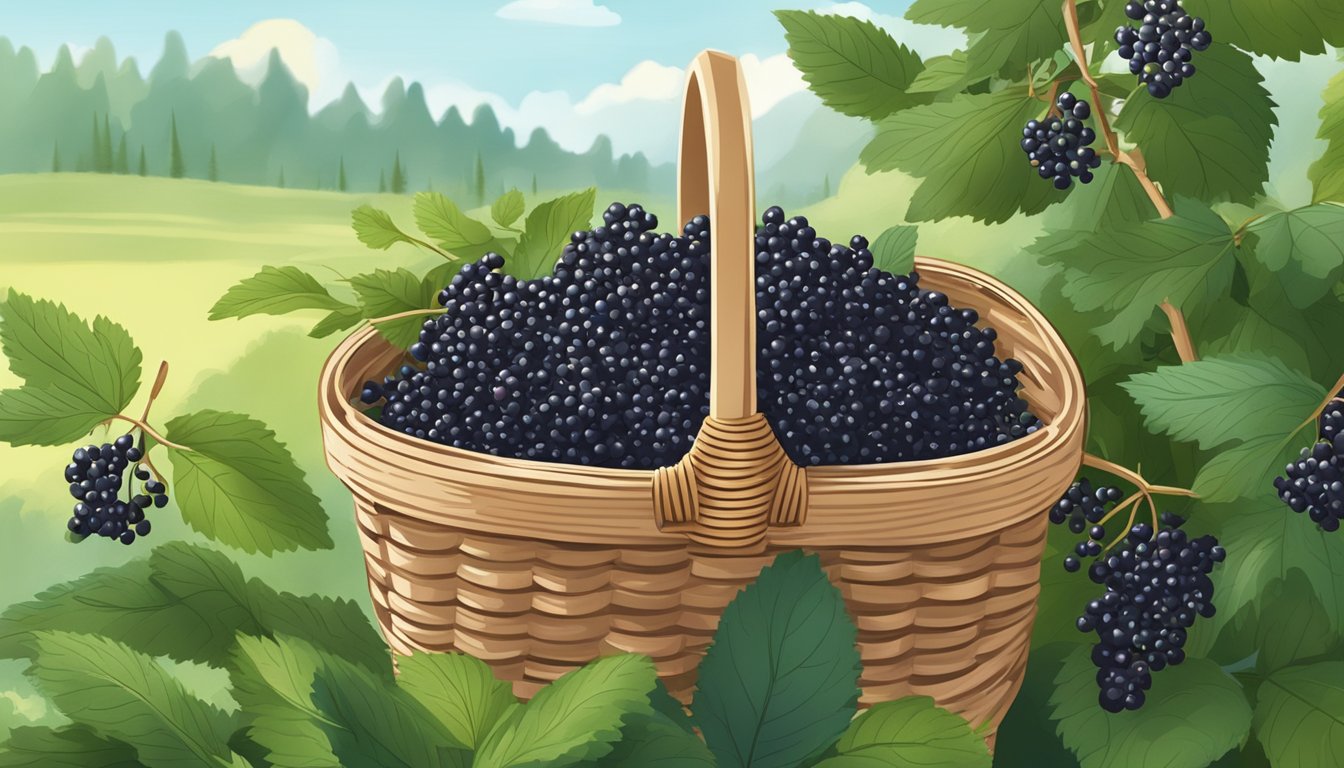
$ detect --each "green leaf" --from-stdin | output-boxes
[1114,44,1276,204]
[1254,569,1341,675]
[869,225,917,275]
[907,0,1069,80]
[775,10,927,121]
[413,191,497,259]
[812,697,990,768]
[475,654,656,768]
[347,268,437,348]
[229,634,341,768]
[692,550,861,768]
[165,410,331,554]
[1245,204,1344,307]
[0,557,238,664]
[1311,68,1344,203]
[0,385,120,446]
[861,90,1063,223]
[351,205,417,250]
[396,652,517,750]
[992,644,1077,767]
[905,51,971,95]
[507,188,596,281]
[1044,160,1157,233]
[1211,496,1344,634]
[1193,432,1303,502]
[255,590,390,676]
[0,726,146,768]
[1050,647,1251,768]
[1253,662,1344,767]
[1121,354,1324,450]
[491,189,525,228]
[1198,0,1344,60]
[1047,203,1236,349]
[311,652,470,768]
[0,289,141,430]
[1197,299,1314,378]
[590,713,715,768]
[208,267,347,321]
[648,681,693,735]
[307,305,364,339]
[25,630,242,768]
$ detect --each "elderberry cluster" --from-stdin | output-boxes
[64,433,164,544]
[1076,518,1224,712]
[1115,0,1211,98]
[1274,398,1344,532]
[366,201,1041,469]
[1048,478,1124,572]
[1021,92,1101,190]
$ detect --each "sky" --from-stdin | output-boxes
[0,0,967,162]
[0,0,1336,198]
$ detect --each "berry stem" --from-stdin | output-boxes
[1082,452,1199,499]
[408,237,455,261]
[1062,0,1121,159]
[103,414,192,452]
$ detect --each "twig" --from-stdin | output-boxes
[1160,301,1199,362]
[365,307,445,325]
[1082,452,1200,499]
[102,414,192,452]
[139,361,170,421]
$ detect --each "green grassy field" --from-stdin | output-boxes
[0,170,1046,722]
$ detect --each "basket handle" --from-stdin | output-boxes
[678,50,756,420]
[652,52,807,551]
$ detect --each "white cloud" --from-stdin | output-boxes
[741,53,807,118]
[819,2,966,57]
[576,60,683,113]
[496,0,621,27]
[209,19,344,108]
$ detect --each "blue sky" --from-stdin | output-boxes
[0,0,914,101]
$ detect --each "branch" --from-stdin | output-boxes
[1082,453,1199,499]
[102,414,192,452]
[139,361,170,421]
[1061,0,1175,221]
[1160,301,1199,362]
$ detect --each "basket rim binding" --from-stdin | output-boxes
[317,49,1086,548]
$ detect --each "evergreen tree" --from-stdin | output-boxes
[390,151,406,194]
[338,157,347,192]
[137,146,147,176]
[208,144,219,182]
[169,112,184,178]
[114,135,128,174]
[473,152,486,206]
[101,114,113,172]
[51,141,61,173]
[531,173,538,196]
[379,170,387,193]
[823,174,831,198]
[277,167,285,188]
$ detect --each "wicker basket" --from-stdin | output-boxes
[319,50,1086,741]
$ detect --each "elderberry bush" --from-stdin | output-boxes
[1076,518,1224,712]
[64,433,164,544]
[1115,0,1211,98]
[1048,478,1124,572]
[1274,397,1344,532]
[1021,92,1101,190]
[371,202,1040,469]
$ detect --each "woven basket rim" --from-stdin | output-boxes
[319,254,1084,486]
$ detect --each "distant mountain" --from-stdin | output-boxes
[753,91,873,208]
[0,32,671,197]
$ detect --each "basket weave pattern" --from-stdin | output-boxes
[319,50,1086,741]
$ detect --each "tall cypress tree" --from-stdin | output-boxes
[531,173,538,196]
[169,112,185,178]
[208,145,219,182]
[90,115,105,173]
[338,157,347,192]
[390,151,406,194]
[277,167,285,188]
[378,170,387,193]
[114,135,128,174]
[51,141,61,173]
[137,146,147,176]
[473,152,485,206]
[823,174,831,198]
